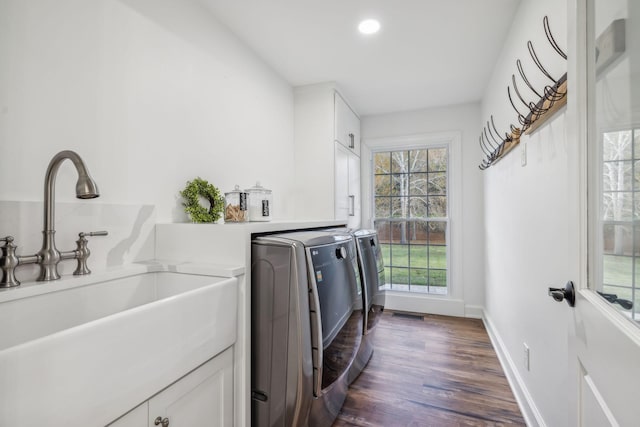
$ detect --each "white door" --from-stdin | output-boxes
[565,0,640,425]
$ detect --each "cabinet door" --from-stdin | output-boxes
[347,152,361,229]
[148,348,233,427]
[335,142,350,221]
[334,92,361,155]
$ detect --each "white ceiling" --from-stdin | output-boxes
[200,0,522,116]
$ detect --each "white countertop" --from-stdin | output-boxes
[157,219,347,233]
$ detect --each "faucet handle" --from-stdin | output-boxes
[0,236,20,287]
[0,236,16,250]
[79,231,108,238]
[73,231,108,276]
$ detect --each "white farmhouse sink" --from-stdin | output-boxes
[0,263,240,426]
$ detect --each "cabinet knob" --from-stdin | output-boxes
[348,133,355,149]
[154,416,170,427]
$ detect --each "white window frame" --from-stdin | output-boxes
[362,132,463,316]
[591,125,640,323]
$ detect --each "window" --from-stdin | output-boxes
[600,128,640,321]
[373,147,449,294]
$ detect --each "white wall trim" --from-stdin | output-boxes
[464,304,484,319]
[385,297,484,319]
[482,310,546,427]
[385,292,465,317]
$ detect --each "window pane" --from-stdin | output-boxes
[602,192,632,221]
[375,220,390,242]
[428,269,447,287]
[603,255,633,287]
[603,130,632,161]
[603,161,632,191]
[390,221,408,244]
[390,244,409,267]
[391,267,409,285]
[392,151,408,173]
[634,160,640,190]
[409,245,427,268]
[428,148,447,172]
[390,174,406,196]
[410,268,428,286]
[375,175,391,196]
[429,245,447,269]
[409,173,428,195]
[408,221,429,245]
[409,197,428,218]
[374,152,391,174]
[391,197,407,218]
[409,150,428,172]
[428,172,447,195]
[427,222,447,245]
[603,224,632,255]
[428,196,447,217]
[375,197,390,218]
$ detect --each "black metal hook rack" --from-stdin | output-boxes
[479,16,567,170]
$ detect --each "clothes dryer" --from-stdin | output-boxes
[251,231,363,427]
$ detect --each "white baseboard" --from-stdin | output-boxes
[384,292,465,317]
[464,304,484,319]
[482,311,545,427]
[384,294,485,320]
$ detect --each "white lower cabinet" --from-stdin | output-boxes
[108,348,234,427]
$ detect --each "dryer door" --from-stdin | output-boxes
[357,234,385,333]
[307,240,363,392]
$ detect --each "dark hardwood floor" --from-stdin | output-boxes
[333,311,526,427]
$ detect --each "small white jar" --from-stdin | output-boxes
[245,182,272,222]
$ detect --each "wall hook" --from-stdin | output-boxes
[544,16,567,60]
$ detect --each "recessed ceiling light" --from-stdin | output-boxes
[358,19,380,35]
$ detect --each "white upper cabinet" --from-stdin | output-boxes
[334,142,361,228]
[334,92,361,155]
[293,83,361,226]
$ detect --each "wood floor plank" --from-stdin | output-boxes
[333,312,526,427]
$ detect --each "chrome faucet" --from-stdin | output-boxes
[37,150,101,281]
[0,150,107,287]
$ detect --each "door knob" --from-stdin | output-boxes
[548,281,575,307]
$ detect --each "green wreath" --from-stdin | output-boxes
[180,177,224,223]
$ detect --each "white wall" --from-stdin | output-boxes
[481,0,569,425]
[0,0,295,225]
[361,102,485,316]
